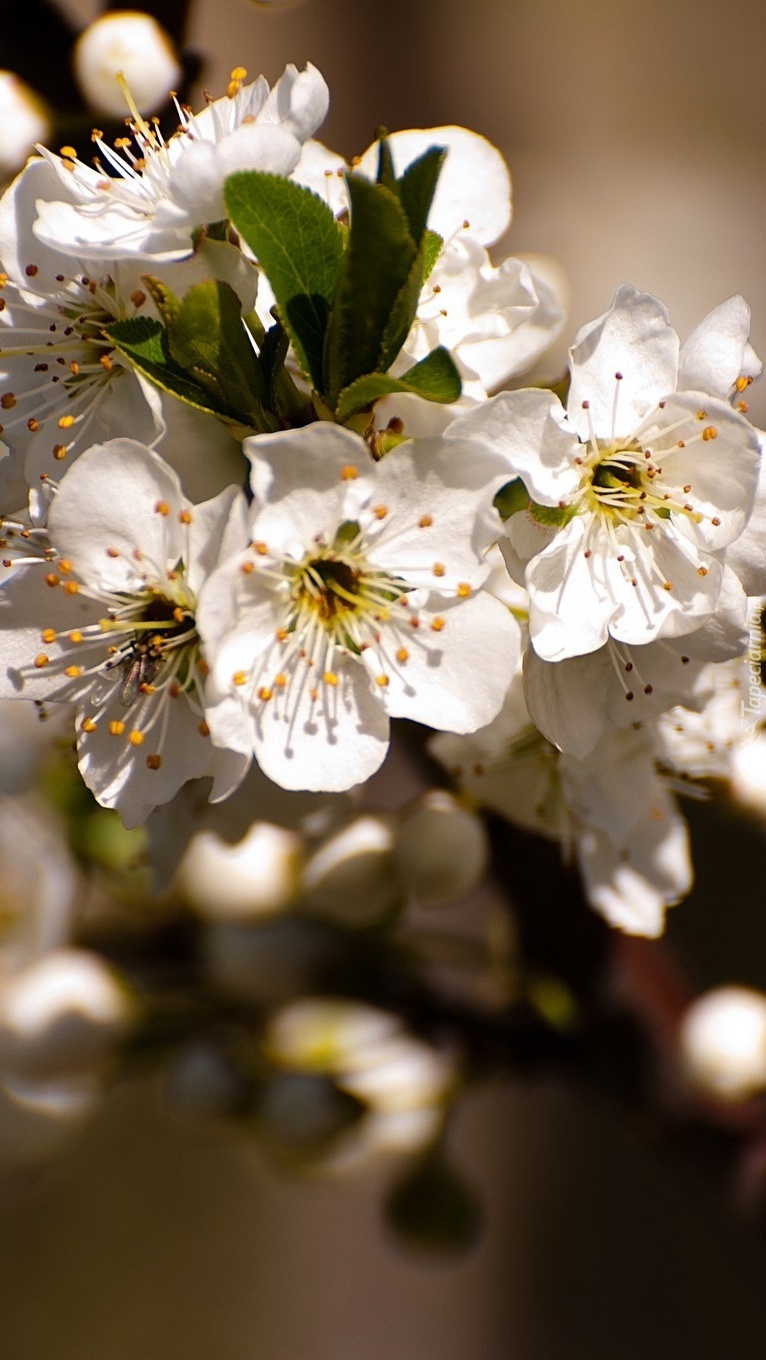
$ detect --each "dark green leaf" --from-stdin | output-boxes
[397,145,446,245]
[336,346,461,422]
[323,174,417,407]
[167,279,272,428]
[377,237,426,375]
[375,133,397,191]
[259,319,289,398]
[224,171,343,391]
[106,316,225,419]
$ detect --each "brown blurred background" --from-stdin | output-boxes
[2,1,766,1356]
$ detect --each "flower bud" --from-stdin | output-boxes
[731,734,766,818]
[263,998,400,1075]
[73,11,181,118]
[0,73,49,179]
[301,816,400,924]
[394,791,488,905]
[0,949,133,1079]
[178,823,301,921]
[679,985,766,1099]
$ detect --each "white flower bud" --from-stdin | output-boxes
[394,791,489,905]
[178,823,302,921]
[341,1035,454,1114]
[0,73,49,179]
[301,816,400,925]
[731,734,766,818]
[679,985,766,1099]
[73,11,181,118]
[263,999,401,1075]
[0,949,133,1079]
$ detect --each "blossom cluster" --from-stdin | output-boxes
[0,57,762,952]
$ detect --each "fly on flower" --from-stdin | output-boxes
[114,637,163,709]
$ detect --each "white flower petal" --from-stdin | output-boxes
[678,295,762,397]
[568,284,680,439]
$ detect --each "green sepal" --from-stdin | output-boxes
[528,498,579,528]
[335,346,461,422]
[494,478,530,521]
[105,316,226,419]
[224,171,344,391]
[141,275,181,328]
[166,278,275,430]
[323,173,417,407]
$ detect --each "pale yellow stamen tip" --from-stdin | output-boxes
[58,414,76,430]
[456,582,471,598]
[109,720,125,736]
[64,665,82,678]
[41,628,56,644]
[232,671,247,686]
[702,425,717,441]
[323,671,338,686]
[34,653,50,669]
[258,686,273,702]
[81,717,97,733]
[154,500,170,516]
[430,616,445,632]
[128,730,144,746]
[396,647,409,663]
[376,674,389,687]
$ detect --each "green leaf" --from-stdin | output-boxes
[335,346,461,422]
[397,145,446,245]
[422,230,443,281]
[106,316,225,419]
[259,319,290,403]
[323,174,418,407]
[167,279,272,428]
[375,133,397,191]
[224,171,343,391]
[377,236,426,375]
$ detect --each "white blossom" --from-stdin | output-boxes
[430,674,692,936]
[0,439,247,825]
[451,286,762,660]
[197,423,521,792]
[33,64,329,263]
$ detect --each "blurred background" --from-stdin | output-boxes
[1,0,766,1356]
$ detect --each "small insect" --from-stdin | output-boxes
[117,638,162,708]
